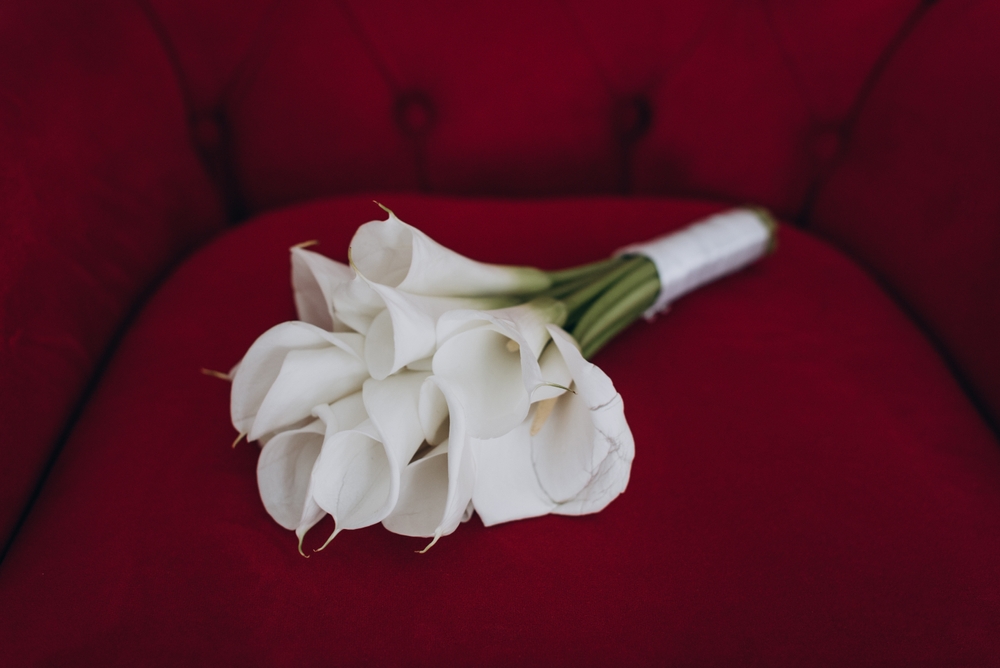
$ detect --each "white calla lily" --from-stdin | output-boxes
[290,246,353,331]
[256,392,368,554]
[310,371,429,543]
[256,419,326,549]
[383,376,476,549]
[334,270,515,380]
[471,325,634,525]
[350,206,550,296]
[235,207,777,554]
[230,321,367,442]
[432,298,566,439]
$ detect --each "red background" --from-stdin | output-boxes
[1,1,998,664]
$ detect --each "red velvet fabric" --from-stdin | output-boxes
[2,0,945,543]
[4,0,1000,663]
[0,0,225,543]
[812,0,1000,426]
[2,197,997,665]
[144,0,918,213]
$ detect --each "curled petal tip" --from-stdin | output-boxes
[417,533,442,554]
[314,527,341,553]
[231,432,247,449]
[297,535,310,559]
[290,240,319,250]
[201,368,232,381]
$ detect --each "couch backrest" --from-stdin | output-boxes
[811,0,1000,431]
[0,0,225,546]
[152,0,921,217]
[3,0,999,552]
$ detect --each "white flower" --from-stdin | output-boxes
[256,420,326,546]
[332,275,511,380]
[350,206,550,297]
[290,247,353,331]
[230,321,367,441]
[255,392,366,553]
[309,370,429,544]
[235,206,774,553]
[471,326,635,525]
[432,298,567,439]
[382,376,476,550]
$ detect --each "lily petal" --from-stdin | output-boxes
[380,441,450,538]
[310,391,367,433]
[331,276,383,335]
[251,342,368,441]
[257,419,326,532]
[291,247,353,330]
[359,275,516,381]
[363,370,430,470]
[539,326,634,516]
[231,321,360,437]
[310,372,428,535]
[383,377,475,542]
[361,286,437,381]
[350,209,550,296]
[471,325,634,525]
[432,300,564,439]
[310,420,391,534]
[531,338,573,402]
[470,423,555,526]
[418,378,449,446]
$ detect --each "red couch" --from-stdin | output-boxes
[2,0,999,664]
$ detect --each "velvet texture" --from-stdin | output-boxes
[0,0,224,543]
[812,0,1000,426]
[2,197,998,665]
[2,0,999,664]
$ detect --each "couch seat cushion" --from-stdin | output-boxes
[1,195,998,665]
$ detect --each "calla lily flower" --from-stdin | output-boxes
[230,321,367,441]
[234,206,774,554]
[257,419,325,540]
[471,326,635,526]
[256,392,367,552]
[383,376,475,548]
[290,247,353,331]
[350,207,551,296]
[310,371,430,542]
[334,270,515,380]
[432,298,567,439]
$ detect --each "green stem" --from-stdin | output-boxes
[579,293,654,359]
[539,271,604,300]
[560,256,646,317]
[545,256,627,286]
[571,258,658,346]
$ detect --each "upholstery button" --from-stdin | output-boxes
[394,91,435,137]
[613,96,652,143]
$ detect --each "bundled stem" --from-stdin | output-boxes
[534,255,660,360]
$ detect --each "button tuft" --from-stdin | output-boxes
[613,96,652,143]
[394,92,436,137]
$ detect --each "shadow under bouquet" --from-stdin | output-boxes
[223,205,775,553]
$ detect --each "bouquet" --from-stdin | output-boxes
[222,205,775,553]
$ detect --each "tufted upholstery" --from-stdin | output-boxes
[1,0,999,664]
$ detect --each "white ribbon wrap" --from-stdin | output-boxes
[617,208,775,319]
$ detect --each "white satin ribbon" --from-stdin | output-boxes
[617,208,775,319]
